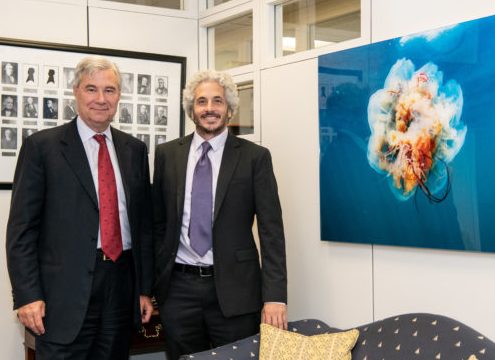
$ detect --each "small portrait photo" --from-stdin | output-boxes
[121,73,134,94]
[23,96,39,118]
[22,128,38,141]
[44,66,59,87]
[136,133,150,151]
[63,67,76,89]
[155,76,168,97]
[2,61,18,85]
[137,74,151,95]
[1,94,18,117]
[63,99,77,120]
[137,104,150,124]
[43,97,59,119]
[23,64,38,86]
[1,127,18,150]
[155,134,167,147]
[119,103,133,123]
[154,105,168,126]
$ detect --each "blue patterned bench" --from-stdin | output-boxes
[179,313,494,360]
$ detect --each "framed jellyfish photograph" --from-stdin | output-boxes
[319,14,495,252]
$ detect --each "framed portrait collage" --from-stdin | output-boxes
[0,38,186,187]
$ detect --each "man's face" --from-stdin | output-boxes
[141,77,148,86]
[4,97,14,110]
[192,80,229,139]
[4,129,12,140]
[140,105,147,114]
[157,107,164,116]
[5,63,13,76]
[47,100,53,108]
[158,78,164,87]
[27,97,33,105]
[73,69,120,133]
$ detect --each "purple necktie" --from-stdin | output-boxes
[189,142,213,257]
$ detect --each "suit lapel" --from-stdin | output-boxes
[111,127,131,210]
[214,134,240,222]
[60,120,98,207]
[176,134,193,218]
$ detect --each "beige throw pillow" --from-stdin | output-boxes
[259,323,359,360]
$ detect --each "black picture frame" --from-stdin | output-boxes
[0,37,186,188]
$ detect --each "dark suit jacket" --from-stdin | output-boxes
[24,104,38,118]
[6,119,153,344]
[152,132,287,317]
[43,105,58,119]
[1,108,17,117]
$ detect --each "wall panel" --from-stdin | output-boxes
[371,0,495,42]
[260,59,374,329]
[0,0,87,45]
[88,7,198,78]
[373,246,495,339]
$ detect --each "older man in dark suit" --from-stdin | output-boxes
[6,56,154,360]
[2,62,17,84]
[1,95,17,117]
[153,70,288,360]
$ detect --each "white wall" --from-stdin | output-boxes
[260,0,495,340]
[260,59,374,329]
[368,0,495,338]
[0,191,22,359]
[0,0,88,45]
[0,0,198,359]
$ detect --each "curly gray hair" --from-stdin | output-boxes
[182,70,239,120]
[73,56,121,91]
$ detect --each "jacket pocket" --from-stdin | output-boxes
[235,248,259,262]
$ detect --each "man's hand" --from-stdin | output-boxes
[261,303,288,330]
[140,295,154,324]
[17,300,46,335]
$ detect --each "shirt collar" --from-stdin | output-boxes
[192,126,228,153]
[77,116,113,143]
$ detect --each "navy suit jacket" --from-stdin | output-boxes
[6,119,153,344]
[152,132,287,317]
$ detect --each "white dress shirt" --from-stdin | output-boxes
[176,127,228,266]
[77,117,132,250]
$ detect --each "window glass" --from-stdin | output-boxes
[207,0,232,7]
[229,82,253,136]
[208,13,253,70]
[100,0,182,9]
[275,0,360,57]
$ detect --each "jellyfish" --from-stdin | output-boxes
[367,58,466,202]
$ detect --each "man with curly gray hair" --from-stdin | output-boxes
[153,69,288,360]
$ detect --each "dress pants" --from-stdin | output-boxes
[159,268,260,360]
[35,250,134,360]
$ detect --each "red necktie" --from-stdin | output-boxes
[94,134,123,262]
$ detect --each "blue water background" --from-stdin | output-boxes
[319,15,495,252]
